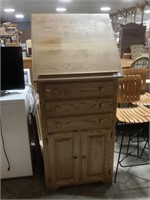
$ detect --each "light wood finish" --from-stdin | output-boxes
[116,76,150,124]
[37,75,118,190]
[45,98,113,118]
[23,57,32,81]
[123,53,131,59]
[120,58,133,68]
[122,69,150,107]
[134,92,150,107]
[115,74,150,183]
[32,14,122,80]
[47,131,80,189]
[81,129,112,183]
[117,105,150,123]
[32,14,121,190]
[117,75,141,104]
[46,128,113,190]
[123,68,148,94]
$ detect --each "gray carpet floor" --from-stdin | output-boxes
[1,135,150,199]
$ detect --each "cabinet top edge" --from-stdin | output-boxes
[34,71,122,83]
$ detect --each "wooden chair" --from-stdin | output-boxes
[123,68,148,94]
[114,75,150,182]
[123,68,150,106]
[117,75,141,103]
[134,92,150,107]
[130,44,145,60]
[131,56,149,69]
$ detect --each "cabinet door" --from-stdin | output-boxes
[46,131,80,189]
[81,129,112,183]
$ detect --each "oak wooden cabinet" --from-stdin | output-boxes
[36,75,117,190]
[32,14,122,190]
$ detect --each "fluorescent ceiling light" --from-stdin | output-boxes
[144,10,150,14]
[15,14,24,18]
[60,0,71,2]
[56,7,66,12]
[4,8,15,12]
[100,7,111,11]
[118,17,123,20]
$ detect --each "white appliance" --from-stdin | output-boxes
[0,86,34,178]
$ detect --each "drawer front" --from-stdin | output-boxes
[45,98,114,118]
[44,81,113,100]
[46,114,113,133]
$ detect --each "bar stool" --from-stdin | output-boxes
[114,75,150,182]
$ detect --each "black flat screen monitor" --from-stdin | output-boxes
[1,47,25,92]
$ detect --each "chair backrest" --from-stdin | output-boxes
[122,68,147,94]
[130,56,149,69]
[117,75,141,104]
[130,44,145,60]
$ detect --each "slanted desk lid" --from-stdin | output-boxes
[32,14,122,80]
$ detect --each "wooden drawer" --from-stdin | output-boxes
[45,98,114,118]
[46,114,113,133]
[43,81,113,100]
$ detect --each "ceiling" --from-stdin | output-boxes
[0,0,149,23]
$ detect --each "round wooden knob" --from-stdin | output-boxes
[46,89,51,93]
[53,89,58,94]
[56,122,61,127]
[99,87,104,92]
[99,103,102,108]
[73,156,78,159]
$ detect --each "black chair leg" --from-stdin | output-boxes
[114,130,125,183]
[126,127,132,154]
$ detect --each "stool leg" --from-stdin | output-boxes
[114,130,125,183]
[137,130,140,157]
[139,135,149,158]
[126,126,132,154]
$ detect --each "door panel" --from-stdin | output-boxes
[47,131,80,188]
[81,129,111,183]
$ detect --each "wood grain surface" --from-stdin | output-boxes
[32,14,121,190]
[32,14,121,80]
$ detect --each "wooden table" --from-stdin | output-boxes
[120,58,133,68]
[122,53,131,59]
